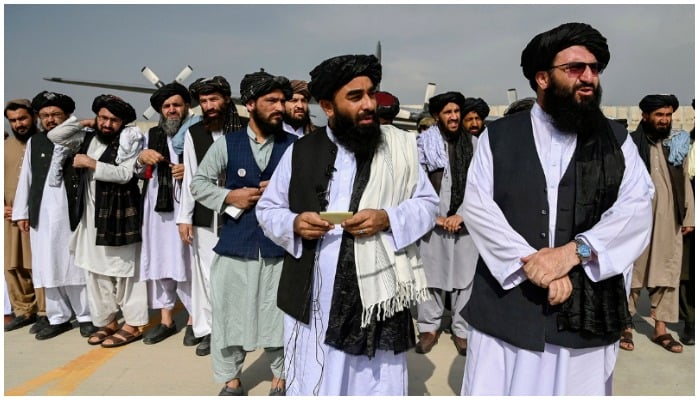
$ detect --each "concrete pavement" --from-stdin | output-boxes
[3,291,694,396]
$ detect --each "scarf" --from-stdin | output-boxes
[147,127,174,212]
[557,113,627,336]
[446,129,473,216]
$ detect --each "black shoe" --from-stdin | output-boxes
[196,334,211,356]
[29,316,49,334]
[269,387,286,396]
[183,325,202,346]
[143,323,177,345]
[218,383,244,396]
[35,321,73,340]
[4,313,37,331]
[680,329,695,346]
[79,322,99,338]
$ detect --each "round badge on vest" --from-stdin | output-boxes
[238,168,246,177]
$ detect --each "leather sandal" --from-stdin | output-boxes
[101,328,143,348]
[652,333,683,353]
[88,326,117,345]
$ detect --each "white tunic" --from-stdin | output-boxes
[256,127,439,396]
[137,133,190,282]
[461,104,654,395]
[47,117,142,277]
[12,138,86,288]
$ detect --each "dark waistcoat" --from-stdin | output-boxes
[189,122,216,227]
[28,134,80,230]
[277,128,337,323]
[463,112,627,351]
[213,129,296,259]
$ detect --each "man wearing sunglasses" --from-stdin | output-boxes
[459,22,653,395]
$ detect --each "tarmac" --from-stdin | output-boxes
[3,289,694,396]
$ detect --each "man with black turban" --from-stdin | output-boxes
[10,91,100,340]
[4,99,43,334]
[176,75,242,357]
[283,79,315,137]
[461,97,490,137]
[625,94,694,354]
[133,82,197,348]
[414,91,478,357]
[47,94,148,349]
[190,70,296,396]
[460,23,653,395]
[256,54,438,396]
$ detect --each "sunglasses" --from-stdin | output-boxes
[550,62,606,77]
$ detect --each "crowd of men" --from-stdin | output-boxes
[3,21,695,396]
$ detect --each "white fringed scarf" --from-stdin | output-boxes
[354,124,429,327]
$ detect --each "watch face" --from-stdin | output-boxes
[578,242,591,258]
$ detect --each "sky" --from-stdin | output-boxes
[3,3,696,131]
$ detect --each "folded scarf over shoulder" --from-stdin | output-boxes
[354,124,429,327]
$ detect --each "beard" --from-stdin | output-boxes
[542,76,603,137]
[159,115,184,137]
[12,124,38,143]
[203,105,227,132]
[330,106,383,160]
[283,111,309,130]
[93,117,123,145]
[438,119,462,142]
[251,108,284,139]
[641,119,672,142]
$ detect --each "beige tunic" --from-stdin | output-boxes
[4,136,31,270]
[632,141,695,288]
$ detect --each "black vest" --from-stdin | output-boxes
[189,121,216,228]
[277,127,338,323]
[28,134,80,230]
[463,112,627,351]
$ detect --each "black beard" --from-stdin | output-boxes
[203,109,225,132]
[542,78,603,137]
[641,119,672,142]
[251,108,284,140]
[330,107,383,160]
[12,125,38,143]
[283,112,309,130]
[159,115,184,137]
[93,118,122,145]
[438,120,462,142]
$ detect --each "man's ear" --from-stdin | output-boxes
[535,71,550,91]
[245,99,255,113]
[319,99,334,118]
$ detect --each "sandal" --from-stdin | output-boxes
[101,328,143,348]
[652,333,683,353]
[87,326,116,345]
[619,330,634,351]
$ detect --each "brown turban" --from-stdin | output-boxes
[521,22,610,91]
[31,91,75,114]
[150,82,191,111]
[91,94,136,124]
[308,54,382,101]
[239,71,292,104]
[290,80,311,100]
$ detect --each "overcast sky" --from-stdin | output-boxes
[3,3,695,130]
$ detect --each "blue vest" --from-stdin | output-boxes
[213,129,296,259]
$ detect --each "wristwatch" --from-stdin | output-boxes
[574,238,591,264]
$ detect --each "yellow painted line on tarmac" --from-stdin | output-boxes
[4,346,123,396]
[5,303,184,396]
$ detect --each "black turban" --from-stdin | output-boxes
[375,91,400,119]
[150,82,191,111]
[189,76,232,99]
[504,97,536,116]
[639,94,679,114]
[428,91,465,115]
[31,91,75,114]
[521,22,610,91]
[308,54,382,101]
[239,71,292,104]
[91,94,136,124]
[462,97,490,120]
